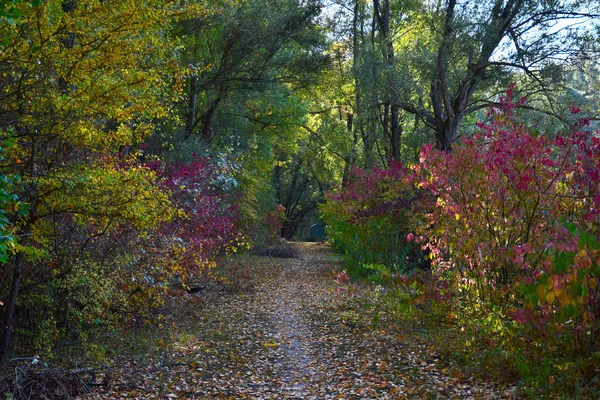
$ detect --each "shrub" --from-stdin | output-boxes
[157,157,247,284]
[5,155,250,362]
[321,162,431,277]
[416,87,600,395]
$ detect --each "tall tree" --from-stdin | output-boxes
[330,0,600,153]
[325,0,424,167]
[391,0,600,151]
[374,0,401,161]
[178,0,326,144]
[0,0,182,365]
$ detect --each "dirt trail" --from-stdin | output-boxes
[85,242,515,399]
[239,243,332,398]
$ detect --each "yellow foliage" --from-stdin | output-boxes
[0,0,237,362]
[0,0,206,233]
[536,284,546,302]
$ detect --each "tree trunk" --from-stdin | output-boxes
[361,124,374,168]
[430,0,457,152]
[390,105,401,161]
[200,98,221,144]
[184,76,199,140]
[427,0,521,152]
[374,0,402,162]
[0,251,24,367]
[382,103,390,142]
[342,112,354,189]
[436,118,459,152]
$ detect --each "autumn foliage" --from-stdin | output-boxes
[0,0,599,395]
[415,90,600,390]
[320,162,431,276]
[157,157,246,283]
[0,0,253,363]
[323,88,600,393]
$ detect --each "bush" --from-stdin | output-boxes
[157,157,247,284]
[5,156,251,362]
[415,88,600,395]
[320,162,431,277]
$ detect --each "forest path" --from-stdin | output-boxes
[86,242,515,399]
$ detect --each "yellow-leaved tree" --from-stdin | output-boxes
[0,0,198,364]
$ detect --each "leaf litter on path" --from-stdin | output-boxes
[82,242,516,399]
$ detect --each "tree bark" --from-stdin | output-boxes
[0,251,24,367]
[342,112,355,189]
[382,103,389,141]
[200,98,221,144]
[184,76,199,140]
[428,0,524,152]
[390,105,400,161]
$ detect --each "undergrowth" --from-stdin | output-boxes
[343,276,600,399]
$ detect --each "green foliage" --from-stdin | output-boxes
[0,142,24,265]
[0,0,40,25]
[152,0,329,248]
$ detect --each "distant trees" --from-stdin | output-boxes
[178,0,327,144]
[165,0,329,240]
[398,0,600,151]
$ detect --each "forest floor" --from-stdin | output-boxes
[82,242,517,399]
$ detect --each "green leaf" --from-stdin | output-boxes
[553,251,569,273]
